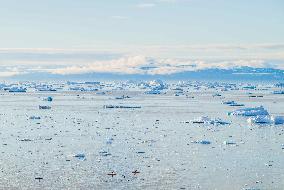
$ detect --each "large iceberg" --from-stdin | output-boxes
[248,115,284,125]
[228,106,269,116]
[247,115,272,124]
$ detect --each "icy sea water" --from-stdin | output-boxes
[0,90,283,190]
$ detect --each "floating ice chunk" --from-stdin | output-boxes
[115,95,130,99]
[74,153,86,161]
[228,106,269,116]
[272,91,284,94]
[229,102,245,107]
[29,116,41,120]
[212,93,221,97]
[223,140,236,145]
[247,115,272,124]
[104,105,141,109]
[191,140,211,144]
[191,116,230,125]
[148,79,166,90]
[192,116,211,124]
[8,87,26,93]
[222,100,236,105]
[247,115,284,125]
[99,150,111,157]
[271,116,284,125]
[106,138,114,144]
[43,96,53,101]
[223,100,244,106]
[39,105,51,110]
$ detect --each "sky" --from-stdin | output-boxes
[0,0,284,77]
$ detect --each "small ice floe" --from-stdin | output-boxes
[212,93,221,97]
[29,116,41,120]
[271,116,284,125]
[104,105,141,109]
[39,105,51,110]
[191,140,211,145]
[99,150,111,157]
[19,138,32,142]
[272,90,284,94]
[8,87,27,93]
[222,100,236,105]
[248,115,284,125]
[115,95,130,99]
[42,96,53,101]
[223,100,244,106]
[223,140,236,145]
[74,153,86,161]
[247,115,272,124]
[228,106,269,116]
[106,138,114,144]
[249,95,263,98]
[191,116,230,125]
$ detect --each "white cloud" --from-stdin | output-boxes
[137,3,156,8]
[47,56,283,76]
[0,44,283,77]
[50,56,148,75]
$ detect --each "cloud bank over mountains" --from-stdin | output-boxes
[0,44,283,78]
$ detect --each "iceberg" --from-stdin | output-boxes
[222,100,236,105]
[191,140,211,144]
[39,105,51,110]
[247,115,272,124]
[247,115,284,125]
[29,116,41,120]
[271,116,284,125]
[74,153,86,161]
[43,96,53,101]
[223,100,244,106]
[228,106,269,116]
[8,87,27,93]
[272,91,284,94]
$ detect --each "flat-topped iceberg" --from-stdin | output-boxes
[248,115,284,125]
[228,106,269,116]
[191,116,230,125]
[247,115,272,124]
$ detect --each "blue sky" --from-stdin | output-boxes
[0,0,284,77]
[1,0,283,48]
